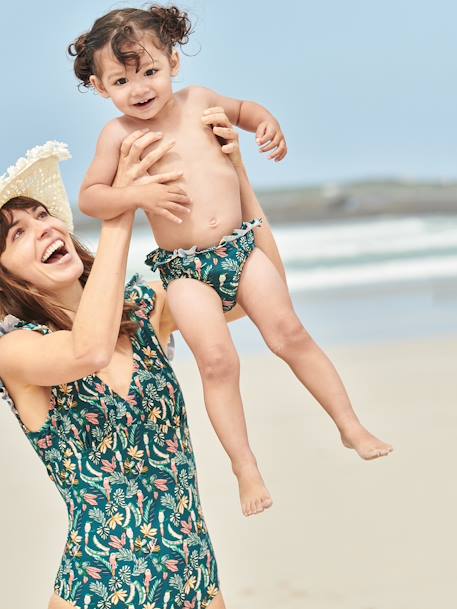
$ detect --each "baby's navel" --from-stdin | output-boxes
[208,217,219,229]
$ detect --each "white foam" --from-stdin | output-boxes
[273,216,457,261]
[287,255,457,291]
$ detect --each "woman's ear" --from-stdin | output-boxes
[170,50,180,77]
[89,75,111,98]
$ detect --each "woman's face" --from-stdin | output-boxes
[0,205,83,291]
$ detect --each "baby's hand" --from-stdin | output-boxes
[256,119,287,162]
[201,107,243,168]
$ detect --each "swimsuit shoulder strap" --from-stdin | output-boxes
[14,320,51,335]
[124,274,175,360]
[124,273,157,319]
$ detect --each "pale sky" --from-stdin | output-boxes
[1,0,456,200]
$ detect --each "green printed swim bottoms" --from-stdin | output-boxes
[145,218,262,312]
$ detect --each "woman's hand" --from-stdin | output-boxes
[113,129,191,224]
[201,107,243,169]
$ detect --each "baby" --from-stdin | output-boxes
[70,5,392,517]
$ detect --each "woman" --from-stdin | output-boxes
[0,121,285,609]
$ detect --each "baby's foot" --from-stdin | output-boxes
[233,460,273,517]
[340,422,393,460]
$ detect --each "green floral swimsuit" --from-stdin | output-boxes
[145,218,262,312]
[0,275,219,609]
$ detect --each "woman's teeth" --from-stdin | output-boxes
[42,239,66,263]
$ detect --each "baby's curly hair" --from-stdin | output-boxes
[68,5,192,87]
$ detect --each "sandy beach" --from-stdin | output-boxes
[1,334,456,609]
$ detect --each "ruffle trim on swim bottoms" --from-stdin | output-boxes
[146,217,263,271]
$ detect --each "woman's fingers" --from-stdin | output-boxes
[168,192,191,205]
[146,170,184,184]
[119,128,150,158]
[212,125,238,140]
[123,130,163,162]
[157,208,184,224]
[221,142,237,154]
[139,138,176,172]
[201,111,231,128]
[165,201,192,214]
[161,184,191,205]
[202,107,242,165]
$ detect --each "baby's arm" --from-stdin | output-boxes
[79,121,140,219]
[194,86,287,162]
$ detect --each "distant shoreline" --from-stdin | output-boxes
[71,179,457,228]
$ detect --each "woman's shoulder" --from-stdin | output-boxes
[0,316,48,406]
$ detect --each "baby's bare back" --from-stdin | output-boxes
[121,89,242,250]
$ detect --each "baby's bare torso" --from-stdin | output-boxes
[119,88,242,250]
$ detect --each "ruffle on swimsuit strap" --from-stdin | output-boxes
[125,273,175,360]
[0,315,23,416]
[146,217,263,270]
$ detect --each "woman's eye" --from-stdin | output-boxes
[37,210,48,219]
[12,228,24,241]
[145,69,157,77]
[114,77,128,86]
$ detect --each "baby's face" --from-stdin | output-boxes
[91,35,179,121]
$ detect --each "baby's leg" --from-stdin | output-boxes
[166,277,273,515]
[238,248,393,460]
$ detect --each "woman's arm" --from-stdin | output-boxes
[204,106,288,324]
[237,163,287,285]
[203,106,287,284]
[0,210,135,386]
[223,165,288,323]
[0,131,174,387]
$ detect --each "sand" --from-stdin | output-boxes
[0,336,456,609]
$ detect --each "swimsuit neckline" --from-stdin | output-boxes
[88,334,138,403]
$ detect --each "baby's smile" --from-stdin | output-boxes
[133,97,156,110]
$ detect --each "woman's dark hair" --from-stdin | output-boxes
[0,197,138,337]
[68,5,192,87]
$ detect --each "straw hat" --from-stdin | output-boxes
[0,141,73,232]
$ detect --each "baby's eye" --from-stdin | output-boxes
[114,77,128,86]
[145,69,157,77]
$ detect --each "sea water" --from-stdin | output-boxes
[80,214,457,352]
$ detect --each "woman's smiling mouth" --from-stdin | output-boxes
[41,239,69,264]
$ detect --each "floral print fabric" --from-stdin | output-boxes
[145,218,262,312]
[3,274,219,609]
